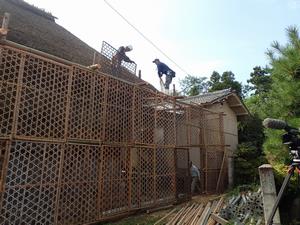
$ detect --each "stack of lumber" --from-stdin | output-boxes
[154,189,264,225]
[154,197,226,225]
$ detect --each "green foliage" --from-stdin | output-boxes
[243,27,300,207]
[264,26,300,118]
[208,71,244,98]
[234,142,267,185]
[238,116,264,149]
[260,26,300,167]
[179,75,209,96]
[179,71,247,98]
[234,115,267,186]
[247,66,272,95]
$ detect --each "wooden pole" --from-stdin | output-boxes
[0,12,10,38]
[216,149,227,192]
[153,208,176,225]
[93,51,96,64]
[210,213,229,225]
[173,84,176,96]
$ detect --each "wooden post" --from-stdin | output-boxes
[93,51,96,64]
[0,13,10,39]
[259,164,281,225]
[216,149,226,192]
[227,148,234,189]
[173,84,176,96]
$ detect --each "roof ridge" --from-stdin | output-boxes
[7,0,57,21]
[184,88,232,99]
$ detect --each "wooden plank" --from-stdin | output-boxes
[210,213,229,225]
[197,202,211,225]
[216,149,227,192]
[201,203,213,225]
[182,204,202,225]
[207,197,225,225]
[153,208,177,225]
[190,203,204,225]
[176,203,196,225]
[166,204,188,225]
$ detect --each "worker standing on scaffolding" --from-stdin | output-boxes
[152,58,175,90]
[112,45,135,75]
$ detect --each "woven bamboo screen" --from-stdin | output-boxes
[0,41,227,225]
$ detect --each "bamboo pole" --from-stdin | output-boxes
[167,204,189,225]
[216,149,227,192]
[0,12,10,38]
[190,203,204,225]
[153,208,177,225]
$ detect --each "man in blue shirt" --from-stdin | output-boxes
[190,161,201,195]
[152,58,175,90]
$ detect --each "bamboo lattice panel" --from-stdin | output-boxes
[16,54,69,140]
[0,42,227,224]
[0,47,21,138]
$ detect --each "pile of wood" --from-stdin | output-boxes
[154,197,226,225]
[154,189,264,225]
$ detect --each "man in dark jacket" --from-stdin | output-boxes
[112,45,135,75]
[152,58,175,90]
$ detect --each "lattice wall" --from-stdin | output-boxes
[0,41,227,224]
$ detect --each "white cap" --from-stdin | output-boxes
[126,45,133,51]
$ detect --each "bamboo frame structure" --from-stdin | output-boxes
[0,40,228,224]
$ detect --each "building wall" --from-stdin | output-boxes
[206,102,238,188]
[206,102,238,152]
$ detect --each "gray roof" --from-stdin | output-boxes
[180,88,249,118]
[181,88,232,105]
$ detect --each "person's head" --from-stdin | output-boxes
[125,45,133,52]
[152,58,160,65]
[189,161,193,168]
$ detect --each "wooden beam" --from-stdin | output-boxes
[1,13,10,39]
[153,208,176,225]
[2,13,10,29]
[229,104,243,107]
[210,213,229,225]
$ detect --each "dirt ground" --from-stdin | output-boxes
[98,194,221,225]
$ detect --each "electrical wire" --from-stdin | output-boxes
[103,0,190,76]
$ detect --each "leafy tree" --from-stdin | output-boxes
[208,71,244,98]
[179,75,209,96]
[247,66,272,95]
[264,26,300,119]
[234,115,267,185]
[234,142,267,185]
[244,66,272,118]
[250,26,300,192]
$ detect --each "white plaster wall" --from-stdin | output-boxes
[206,103,238,152]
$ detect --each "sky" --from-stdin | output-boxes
[24,0,300,91]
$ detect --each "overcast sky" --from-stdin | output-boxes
[25,0,300,91]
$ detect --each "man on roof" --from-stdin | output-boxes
[152,58,175,90]
[112,45,135,75]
